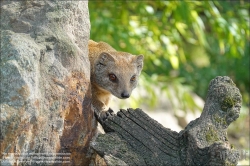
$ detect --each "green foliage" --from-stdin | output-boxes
[88,1,249,112]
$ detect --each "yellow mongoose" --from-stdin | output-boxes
[88,40,144,121]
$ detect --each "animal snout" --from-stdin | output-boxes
[121,91,130,99]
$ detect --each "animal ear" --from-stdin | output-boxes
[97,52,115,66]
[134,55,144,71]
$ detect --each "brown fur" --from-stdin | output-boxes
[88,40,144,115]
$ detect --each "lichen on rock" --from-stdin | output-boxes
[1,1,95,165]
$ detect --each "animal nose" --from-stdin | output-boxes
[121,92,130,98]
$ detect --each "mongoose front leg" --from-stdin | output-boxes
[92,99,114,124]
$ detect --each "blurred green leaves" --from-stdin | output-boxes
[88,1,249,112]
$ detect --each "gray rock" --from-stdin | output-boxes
[1,1,95,165]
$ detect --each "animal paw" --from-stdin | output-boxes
[107,107,115,116]
[97,108,115,124]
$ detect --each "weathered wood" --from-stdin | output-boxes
[91,76,242,166]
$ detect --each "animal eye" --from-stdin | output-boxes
[130,75,136,82]
[109,74,117,82]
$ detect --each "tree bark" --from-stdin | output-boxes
[91,76,242,166]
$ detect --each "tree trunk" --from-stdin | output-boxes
[91,76,242,166]
[1,1,96,165]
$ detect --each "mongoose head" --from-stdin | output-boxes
[94,51,144,99]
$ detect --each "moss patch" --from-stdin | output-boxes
[221,96,235,112]
[213,113,228,126]
[206,126,220,143]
